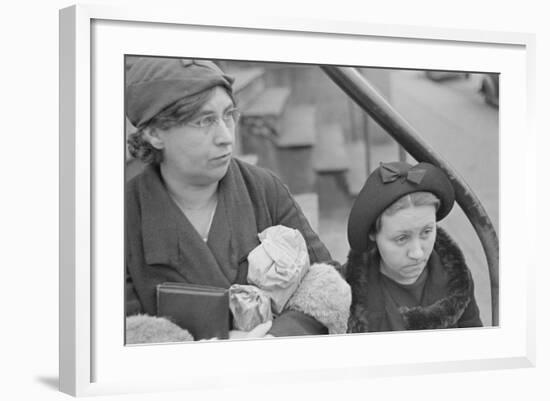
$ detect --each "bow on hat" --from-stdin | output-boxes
[379,162,426,185]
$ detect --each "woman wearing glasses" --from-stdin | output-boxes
[125,57,350,342]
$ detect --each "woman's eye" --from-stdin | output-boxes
[224,108,240,124]
[187,115,217,128]
[421,228,434,237]
[198,115,217,127]
[394,235,408,244]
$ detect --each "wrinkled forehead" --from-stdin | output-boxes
[196,87,235,114]
[379,204,437,233]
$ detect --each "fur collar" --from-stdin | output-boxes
[345,228,473,332]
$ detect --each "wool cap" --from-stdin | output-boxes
[126,57,234,129]
[347,161,455,252]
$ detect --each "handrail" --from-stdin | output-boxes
[321,66,499,326]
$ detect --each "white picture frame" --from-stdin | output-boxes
[59,4,536,397]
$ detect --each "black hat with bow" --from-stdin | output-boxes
[347,161,455,252]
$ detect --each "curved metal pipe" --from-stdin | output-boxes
[321,65,499,326]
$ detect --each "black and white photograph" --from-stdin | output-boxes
[2,0,544,399]
[50,2,544,398]
[124,56,499,344]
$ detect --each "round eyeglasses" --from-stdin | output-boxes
[185,107,241,131]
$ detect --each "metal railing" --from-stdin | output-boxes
[321,66,499,326]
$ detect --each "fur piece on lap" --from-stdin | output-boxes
[126,314,194,344]
[286,262,351,334]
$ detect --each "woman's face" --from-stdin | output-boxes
[153,87,236,186]
[374,205,437,285]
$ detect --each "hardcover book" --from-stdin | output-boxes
[156,282,230,340]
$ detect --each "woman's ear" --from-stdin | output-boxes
[142,127,165,150]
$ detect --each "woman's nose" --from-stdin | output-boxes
[407,239,424,260]
[213,120,234,145]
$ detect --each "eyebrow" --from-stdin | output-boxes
[394,223,435,235]
[195,103,235,117]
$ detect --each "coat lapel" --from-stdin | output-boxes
[138,165,231,287]
[365,253,387,331]
[139,165,182,267]
[210,160,261,284]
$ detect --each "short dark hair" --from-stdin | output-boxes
[126,86,235,164]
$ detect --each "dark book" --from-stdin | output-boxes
[156,282,230,340]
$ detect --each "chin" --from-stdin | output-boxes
[209,165,230,182]
[401,267,425,282]
[396,275,420,285]
[217,162,231,176]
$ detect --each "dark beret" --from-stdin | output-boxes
[347,161,455,252]
[126,57,234,129]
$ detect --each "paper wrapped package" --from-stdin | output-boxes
[247,225,310,314]
[229,284,272,332]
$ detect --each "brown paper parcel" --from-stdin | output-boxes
[229,284,272,331]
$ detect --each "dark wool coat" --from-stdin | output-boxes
[126,158,349,337]
[345,228,482,332]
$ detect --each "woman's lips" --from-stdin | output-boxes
[402,261,426,272]
[406,261,424,268]
[211,153,231,161]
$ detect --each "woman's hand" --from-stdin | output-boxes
[229,320,274,339]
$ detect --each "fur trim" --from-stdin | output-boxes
[346,227,472,331]
[126,314,194,344]
[400,229,472,329]
[286,263,352,334]
[345,250,371,332]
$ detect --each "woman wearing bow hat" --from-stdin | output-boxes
[345,161,482,332]
[125,57,350,343]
